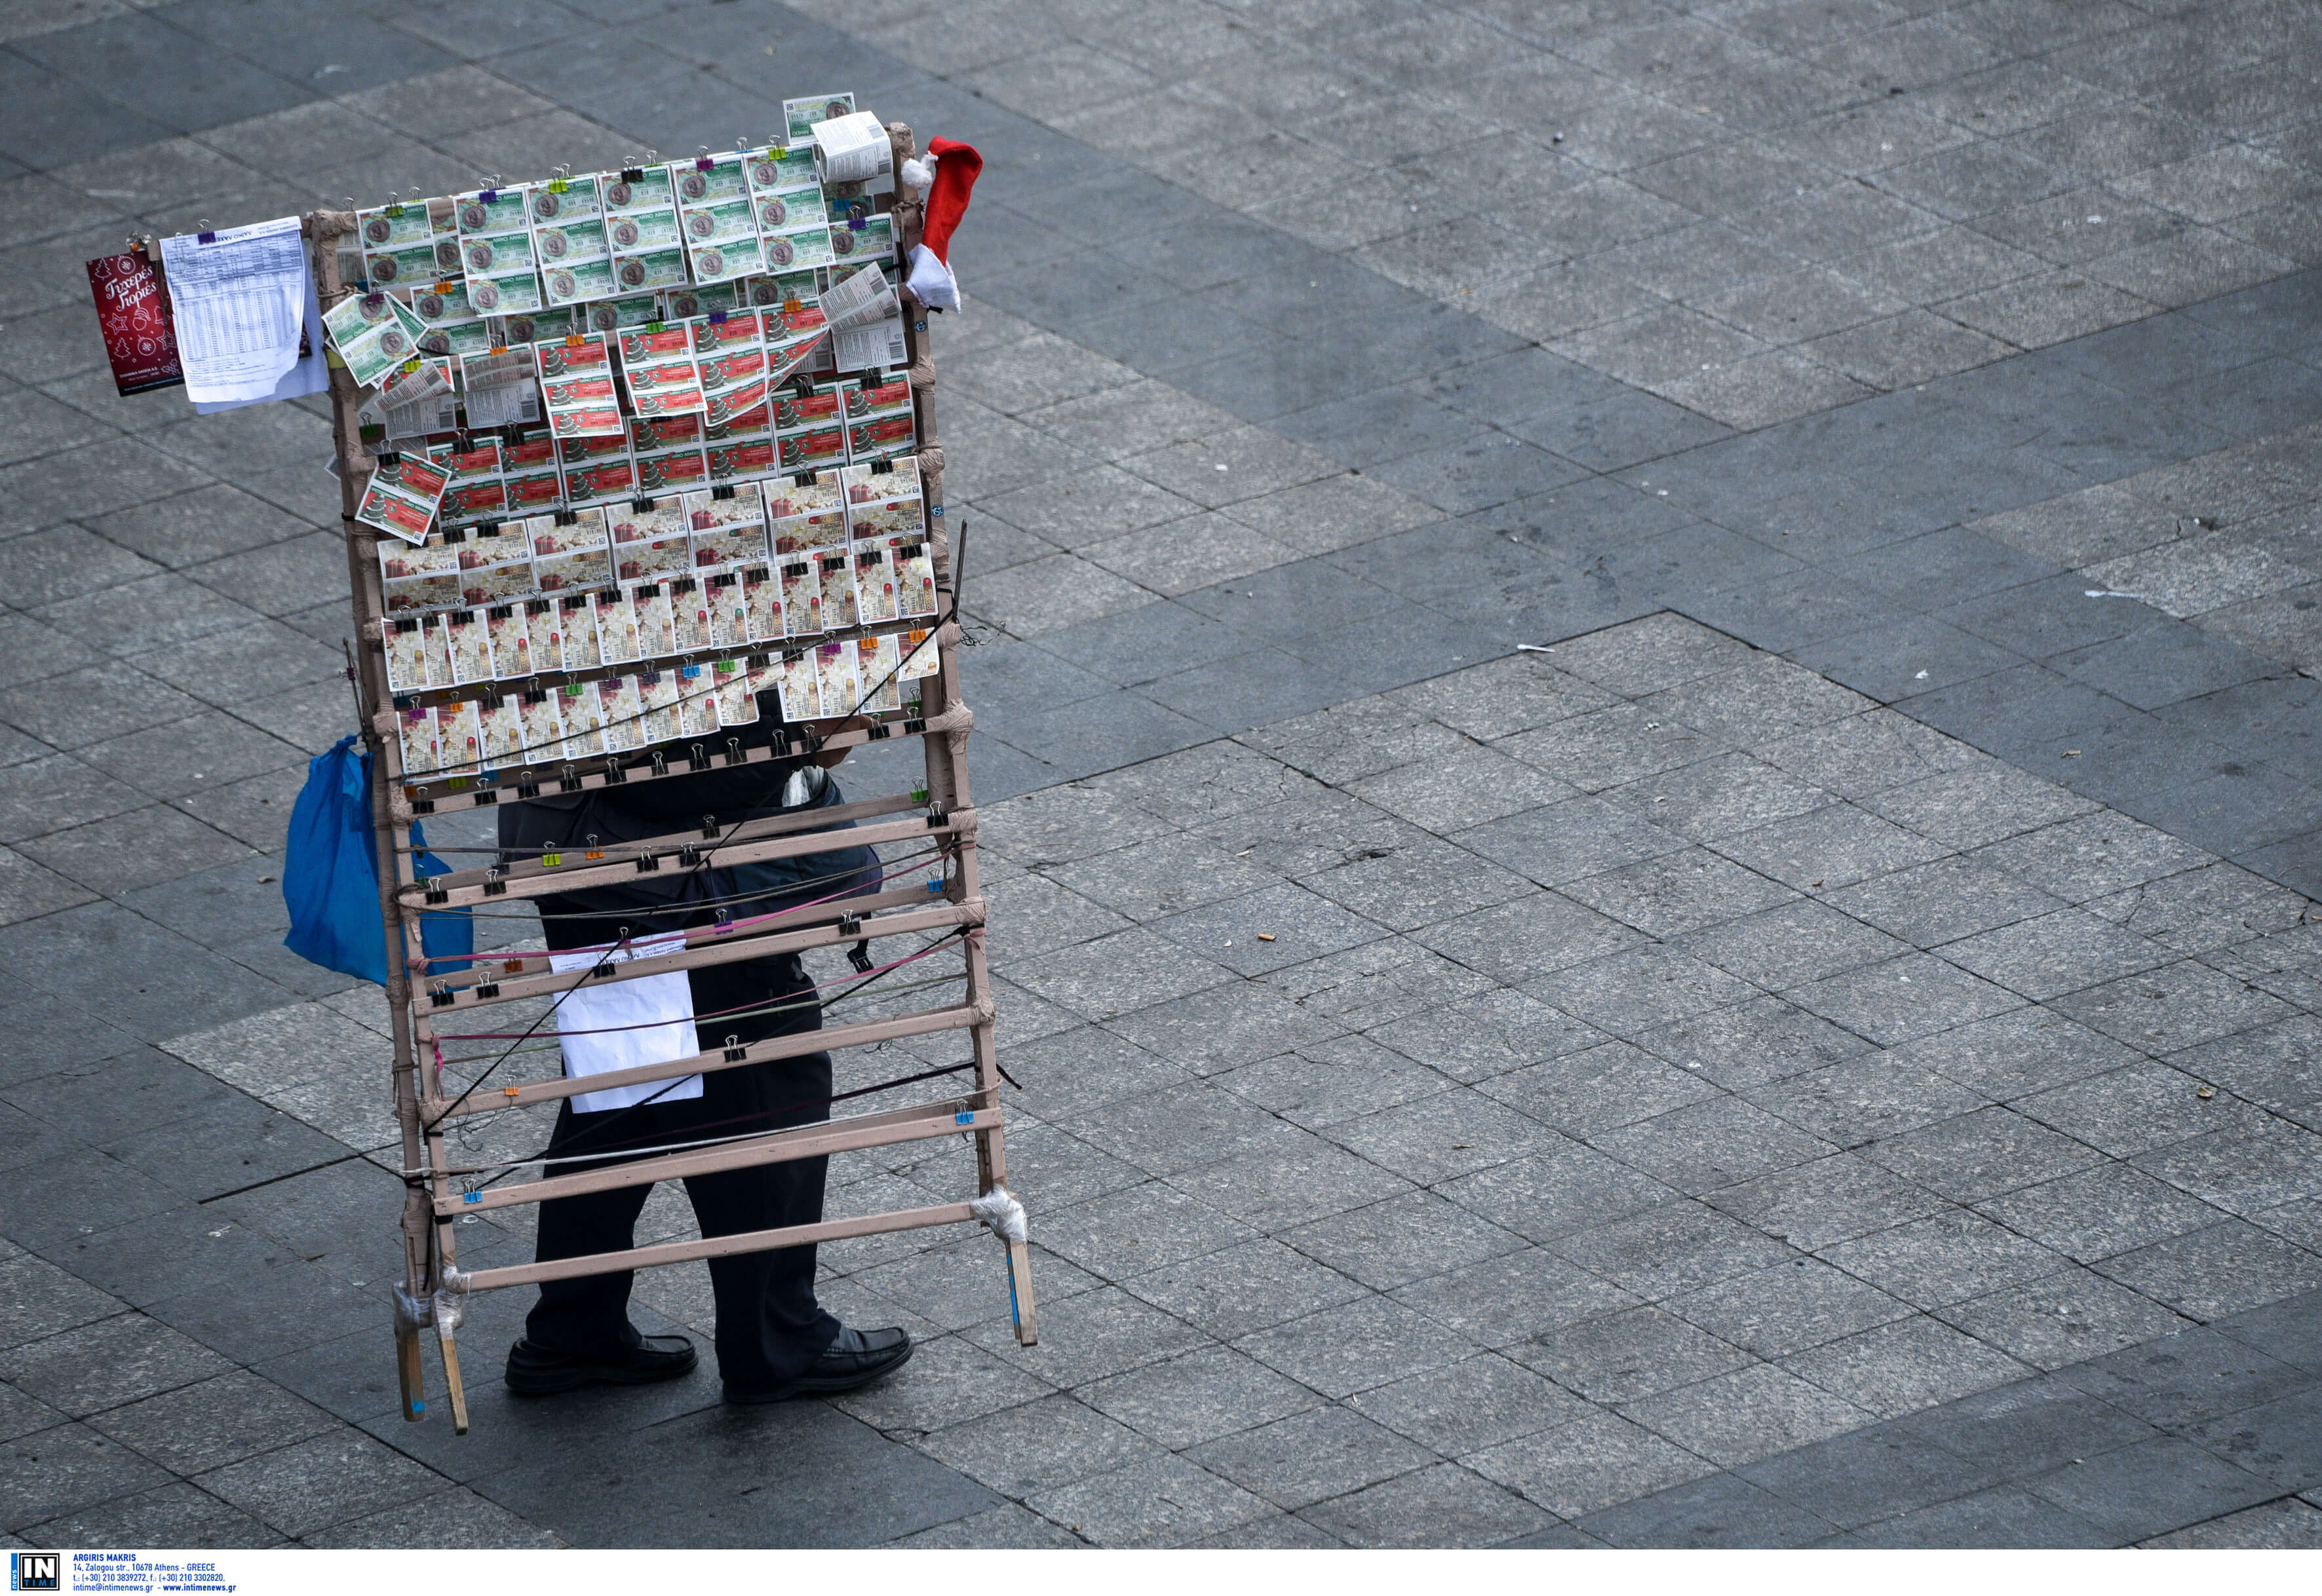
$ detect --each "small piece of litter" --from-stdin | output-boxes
[2197,1086,2216,1099]
[2063,749,2082,757]
[1235,848,1252,857]
[257,875,275,883]
[1214,463,1229,471]
[1256,933,1275,941]
[1810,880,1824,888]
[1914,670,1928,679]
[2084,589,2146,600]
[1515,643,1555,653]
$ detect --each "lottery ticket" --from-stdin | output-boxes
[674,662,718,738]
[561,679,608,756]
[847,409,916,463]
[484,605,533,681]
[775,647,822,721]
[711,658,758,727]
[617,321,707,419]
[819,261,895,333]
[522,597,560,665]
[608,497,692,582]
[779,558,824,637]
[753,180,828,239]
[629,579,679,656]
[768,471,847,556]
[397,704,442,775]
[453,186,542,315]
[476,694,524,767]
[557,592,603,670]
[706,428,777,484]
[750,143,820,194]
[583,292,663,334]
[356,202,438,291]
[356,449,451,544]
[634,668,682,744]
[786,94,855,143]
[855,634,902,715]
[759,220,834,274]
[442,609,490,685]
[817,550,858,630]
[490,307,576,347]
[631,425,710,494]
[596,586,643,666]
[410,280,490,357]
[837,458,921,545]
[534,333,624,440]
[598,676,646,754]
[829,309,905,375]
[379,532,463,615]
[324,290,427,389]
[898,626,941,681]
[670,155,767,284]
[682,485,767,571]
[383,615,436,693]
[669,576,712,651]
[813,639,861,718]
[436,699,484,778]
[739,563,783,642]
[459,347,541,430]
[703,571,748,649]
[558,432,637,504]
[776,423,845,476]
[602,166,689,293]
[516,689,565,762]
[852,542,899,626]
[826,211,895,273]
[452,523,532,607]
[893,540,938,618]
[662,280,742,322]
[529,176,613,308]
[810,107,891,193]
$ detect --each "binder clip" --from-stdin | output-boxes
[482,867,506,897]
[558,761,583,793]
[723,1034,748,1063]
[679,845,702,867]
[650,750,670,778]
[635,851,660,873]
[701,814,720,839]
[603,758,627,784]
[848,940,874,974]
[687,742,710,772]
[722,736,745,767]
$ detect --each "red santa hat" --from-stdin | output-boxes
[900,137,980,314]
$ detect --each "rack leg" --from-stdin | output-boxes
[1004,1239,1039,1345]
[435,1318,471,1435]
[396,1322,426,1421]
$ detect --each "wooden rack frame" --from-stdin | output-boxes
[306,119,1036,1435]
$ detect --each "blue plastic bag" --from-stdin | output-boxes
[282,735,472,985]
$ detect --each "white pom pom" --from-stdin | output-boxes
[969,1185,1027,1245]
[901,153,936,193]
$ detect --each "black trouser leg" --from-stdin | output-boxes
[523,1101,658,1354]
[523,947,840,1385]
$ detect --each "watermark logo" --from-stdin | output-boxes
[10,1553,60,1592]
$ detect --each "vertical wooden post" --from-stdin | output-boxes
[309,211,469,1428]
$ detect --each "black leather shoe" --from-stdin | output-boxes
[724,1325,913,1404]
[505,1333,698,1396]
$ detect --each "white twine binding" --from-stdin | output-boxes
[969,1184,1027,1245]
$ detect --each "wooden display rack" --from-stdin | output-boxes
[301,119,1035,1434]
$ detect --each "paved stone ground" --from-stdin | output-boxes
[3,0,2322,1551]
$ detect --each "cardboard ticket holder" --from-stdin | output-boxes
[303,131,1035,1438]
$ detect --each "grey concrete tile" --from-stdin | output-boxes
[1070,1079,1309,1179]
[1215,1035,1454,1133]
[1104,979,1349,1077]
[196,1430,447,1540]
[1562,847,1800,940]
[1781,1314,2036,1417]
[1368,986,1610,1084]
[1481,1038,1720,1137]
[1149,881,1391,978]
[1549,1198,1798,1301]
[1188,1403,1435,1511]
[918,1393,1152,1499]
[1122,1238,1372,1342]
[1977,1158,2231,1265]
[1714,803,1951,894]
[0,1420,171,1536]
[1524,945,1762,1040]
[963,1285,1206,1389]
[1785,952,2026,1047]
[1591,1096,1839,1196]
[1466,1409,1714,1520]
[2017,1063,2265,1160]
[1626,1361,1872,1468]
[1821,1207,2070,1308]
[2136,1117,2322,1220]
[1862,1105,2106,1202]
[1671,1257,1914,1359]
[1682,899,1908,990]
[2054,957,2296,1055]
[1321,1081,1555,1183]
[83,1368,334,1477]
[1823,1482,2109,1546]
[2142,1496,2322,1548]
[1026,1450,1269,1547]
[1575,1465,1838,1548]
[1079,1344,1323,1451]
[1939,1266,2197,1371]
[1497,703,1733,793]
[1280,1189,1526,1293]
[2022,1434,2279,1544]
[1005,927,1235,1021]
[1299,1458,1556,1548]
[1411,892,1645,987]
[0,1310,235,1418]
[1235,1293,1475,1401]
[1258,934,1498,1032]
[1176,1132,1416,1233]
[1390,1245,1642,1350]
[1633,995,1877,1091]
[1302,837,1541,936]
[1520,1302,1754,1405]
